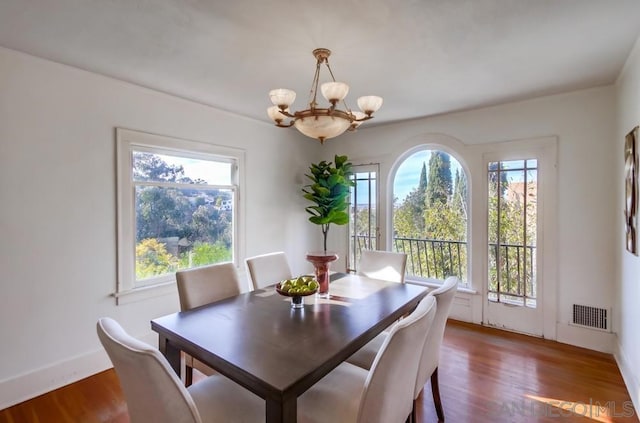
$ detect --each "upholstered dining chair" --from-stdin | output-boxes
[176,262,242,386]
[357,250,408,283]
[297,295,437,423]
[96,317,264,423]
[346,276,459,422]
[245,251,293,290]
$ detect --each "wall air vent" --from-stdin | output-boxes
[572,304,608,331]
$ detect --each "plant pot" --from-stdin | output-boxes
[306,252,339,298]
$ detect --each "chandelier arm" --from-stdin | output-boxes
[279,109,295,118]
[340,99,352,118]
[275,121,295,128]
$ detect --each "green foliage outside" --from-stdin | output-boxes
[133,152,233,281]
[487,163,537,300]
[392,153,536,289]
[393,151,468,280]
[136,238,177,280]
[179,241,232,268]
[426,152,452,207]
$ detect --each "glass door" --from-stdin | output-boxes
[348,164,379,273]
[486,158,542,335]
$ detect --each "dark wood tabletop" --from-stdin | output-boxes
[151,272,428,423]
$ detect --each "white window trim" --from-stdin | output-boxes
[114,128,245,305]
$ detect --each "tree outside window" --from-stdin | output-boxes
[132,151,234,283]
[393,150,468,282]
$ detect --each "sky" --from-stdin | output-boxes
[159,153,232,185]
[392,150,463,205]
[393,150,431,203]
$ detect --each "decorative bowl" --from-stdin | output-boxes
[276,278,319,308]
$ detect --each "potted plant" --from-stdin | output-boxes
[303,154,355,251]
[302,155,355,297]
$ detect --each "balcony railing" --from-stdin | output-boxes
[351,235,467,281]
[394,237,467,281]
[488,243,536,303]
[351,235,536,289]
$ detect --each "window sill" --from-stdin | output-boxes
[113,281,177,305]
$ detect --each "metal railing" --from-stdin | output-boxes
[351,235,467,281]
[394,237,467,281]
[488,243,536,300]
[351,236,536,289]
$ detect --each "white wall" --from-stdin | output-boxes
[0,46,319,408]
[615,35,640,413]
[327,85,617,351]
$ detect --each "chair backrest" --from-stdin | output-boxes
[358,296,437,423]
[245,251,293,290]
[357,250,407,283]
[96,317,201,423]
[176,262,241,311]
[414,276,459,398]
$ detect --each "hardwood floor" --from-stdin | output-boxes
[1,320,636,422]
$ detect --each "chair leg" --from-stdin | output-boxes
[185,365,194,387]
[431,367,445,421]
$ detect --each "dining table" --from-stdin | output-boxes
[151,272,429,423]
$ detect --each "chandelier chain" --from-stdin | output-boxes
[308,59,323,108]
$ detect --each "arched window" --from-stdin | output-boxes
[392,149,468,283]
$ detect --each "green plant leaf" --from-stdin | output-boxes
[309,215,331,225]
[302,155,355,249]
[335,155,348,168]
[311,185,331,197]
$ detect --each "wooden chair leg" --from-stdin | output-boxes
[185,365,194,387]
[431,367,445,421]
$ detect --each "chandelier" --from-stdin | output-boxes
[267,48,383,144]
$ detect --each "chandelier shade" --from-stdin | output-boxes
[269,89,296,109]
[267,48,382,144]
[294,110,353,141]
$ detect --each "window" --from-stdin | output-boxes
[487,159,538,307]
[347,164,379,272]
[116,129,243,302]
[392,149,468,284]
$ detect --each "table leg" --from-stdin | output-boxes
[266,396,296,423]
[157,334,181,376]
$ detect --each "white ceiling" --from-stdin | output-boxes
[1,0,639,127]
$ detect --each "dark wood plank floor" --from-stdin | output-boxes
[1,320,637,422]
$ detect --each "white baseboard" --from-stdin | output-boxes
[0,331,158,410]
[615,339,640,415]
[0,348,112,410]
[555,322,615,353]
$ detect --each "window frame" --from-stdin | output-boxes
[115,128,245,304]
